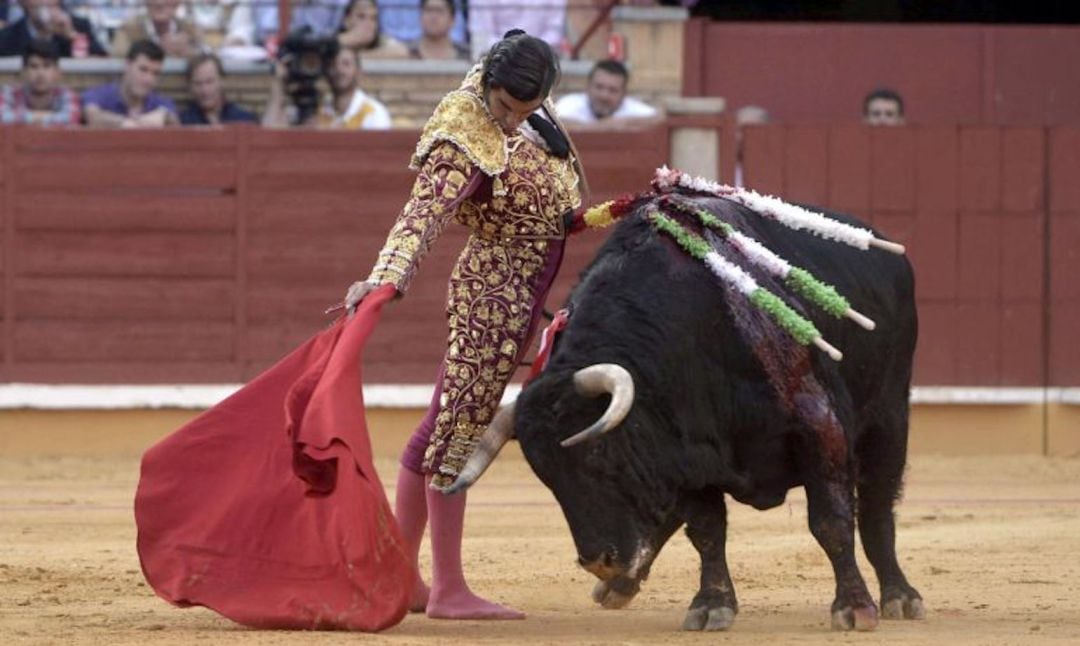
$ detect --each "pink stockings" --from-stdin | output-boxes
[394,467,524,620]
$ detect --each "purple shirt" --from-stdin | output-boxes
[81,82,175,117]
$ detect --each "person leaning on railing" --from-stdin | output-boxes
[261,45,391,129]
[554,58,660,129]
[0,37,81,125]
[179,52,258,125]
[82,38,178,128]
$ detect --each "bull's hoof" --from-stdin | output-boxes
[882,595,925,620]
[591,580,634,609]
[831,604,879,631]
[682,605,735,631]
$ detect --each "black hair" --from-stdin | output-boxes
[863,87,904,116]
[589,59,629,82]
[127,39,166,63]
[23,38,61,66]
[481,30,560,102]
[185,52,224,83]
[420,0,455,10]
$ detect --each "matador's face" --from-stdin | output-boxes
[485,86,544,135]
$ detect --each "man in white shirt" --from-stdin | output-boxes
[555,59,659,126]
[262,46,392,129]
[317,47,392,129]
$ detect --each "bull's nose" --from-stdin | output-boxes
[578,552,620,579]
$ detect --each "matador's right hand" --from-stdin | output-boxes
[344,280,377,318]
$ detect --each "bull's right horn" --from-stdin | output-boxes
[439,401,516,495]
[560,364,635,448]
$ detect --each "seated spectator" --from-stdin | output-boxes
[316,48,391,129]
[0,0,106,57]
[179,53,258,125]
[83,39,178,128]
[0,38,80,125]
[409,0,468,60]
[377,0,465,49]
[188,0,256,50]
[469,0,566,53]
[111,0,201,58]
[254,0,350,45]
[338,0,407,59]
[862,87,905,126]
[555,59,659,126]
[263,47,391,129]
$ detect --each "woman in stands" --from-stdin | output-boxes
[338,0,409,59]
[342,30,583,619]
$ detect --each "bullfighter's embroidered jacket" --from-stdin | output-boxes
[367,67,581,487]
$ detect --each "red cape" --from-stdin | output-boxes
[135,285,413,631]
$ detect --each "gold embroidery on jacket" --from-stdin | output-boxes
[424,235,549,489]
[411,66,508,177]
[367,66,583,486]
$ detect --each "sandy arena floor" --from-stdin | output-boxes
[2,436,1079,645]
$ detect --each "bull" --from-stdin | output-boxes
[447,187,924,632]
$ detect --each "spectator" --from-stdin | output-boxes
[468,0,566,54]
[254,0,350,45]
[188,0,256,50]
[0,38,80,125]
[377,0,465,48]
[111,0,202,58]
[64,1,131,48]
[337,0,407,59]
[179,53,258,125]
[0,0,106,57]
[315,46,391,128]
[555,59,659,126]
[83,39,178,128]
[409,0,468,60]
[263,46,391,129]
[863,88,905,126]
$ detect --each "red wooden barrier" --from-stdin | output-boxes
[0,125,666,385]
[685,21,1080,127]
[0,124,1074,387]
[740,124,1076,387]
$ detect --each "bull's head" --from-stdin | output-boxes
[443,362,683,609]
[441,364,634,494]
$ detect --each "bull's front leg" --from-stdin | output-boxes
[795,392,878,631]
[681,491,738,631]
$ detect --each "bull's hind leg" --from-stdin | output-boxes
[856,415,925,620]
[681,492,738,631]
[795,392,878,631]
[803,472,879,630]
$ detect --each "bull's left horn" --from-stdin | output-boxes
[560,364,635,448]
[439,401,516,495]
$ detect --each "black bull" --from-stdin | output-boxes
[453,193,924,631]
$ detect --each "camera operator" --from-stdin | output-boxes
[263,40,391,129]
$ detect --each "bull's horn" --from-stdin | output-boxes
[560,364,635,448]
[439,401,516,495]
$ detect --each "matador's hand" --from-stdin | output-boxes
[344,280,377,318]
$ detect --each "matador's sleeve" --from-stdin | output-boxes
[366,142,479,293]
